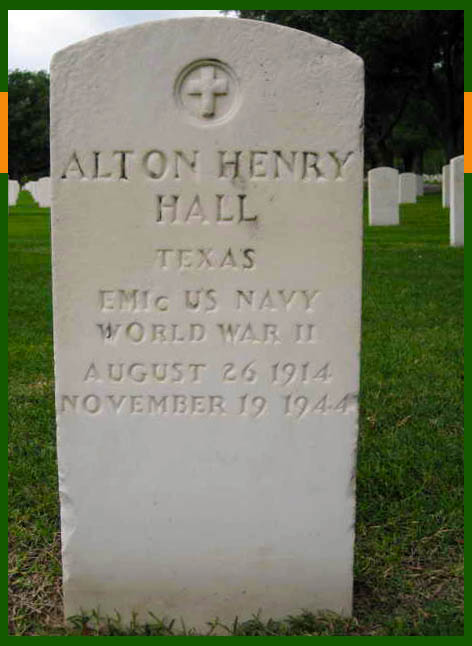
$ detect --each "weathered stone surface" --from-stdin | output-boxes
[368,166,399,225]
[51,17,364,629]
[398,172,417,204]
[450,155,464,247]
[442,164,450,207]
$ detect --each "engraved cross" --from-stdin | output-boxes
[186,66,229,118]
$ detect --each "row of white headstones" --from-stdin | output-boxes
[368,156,464,247]
[11,164,463,245]
[8,176,51,208]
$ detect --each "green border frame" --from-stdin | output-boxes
[6,6,467,642]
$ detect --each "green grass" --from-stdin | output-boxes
[9,188,50,216]
[8,192,463,635]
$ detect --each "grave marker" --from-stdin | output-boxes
[399,172,417,204]
[24,181,38,201]
[416,174,424,197]
[8,179,19,206]
[37,177,51,207]
[450,155,464,247]
[442,164,450,207]
[51,18,364,629]
[368,167,399,225]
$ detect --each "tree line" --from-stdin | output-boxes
[227,10,463,171]
[8,10,463,181]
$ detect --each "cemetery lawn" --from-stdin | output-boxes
[8,191,463,636]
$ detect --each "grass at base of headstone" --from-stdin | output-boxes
[8,193,463,636]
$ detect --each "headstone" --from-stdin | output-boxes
[416,174,424,197]
[8,179,19,206]
[24,181,38,201]
[37,177,51,207]
[51,17,364,629]
[368,167,399,225]
[398,172,417,203]
[449,155,464,247]
[442,164,450,207]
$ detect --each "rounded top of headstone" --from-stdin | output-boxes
[51,16,363,70]
[50,17,363,149]
[368,166,398,176]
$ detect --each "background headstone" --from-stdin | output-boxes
[449,155,464,247]
[416,174,424,197]
[8,179,20,206]
[37,177,51,207]
[24,181,39,201]
[51,17,364,629]
[368,167,399,225]
[399,172,417,204]
[442,164,450,207]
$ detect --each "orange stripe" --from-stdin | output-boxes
[465,92,472,173]
[0,92,7,174]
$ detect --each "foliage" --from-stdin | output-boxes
[227,11,463,169]
[8,70,50,181]
[8,13,463,174]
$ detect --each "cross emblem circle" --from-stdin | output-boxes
[174,59,240,126]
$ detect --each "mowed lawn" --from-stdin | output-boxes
[8,190,463,636]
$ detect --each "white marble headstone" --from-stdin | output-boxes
[51,18,364,629]
[399,172,417,204]
[368,167,399,225]
[24,181,39,201]
[37,177,51,207]
[8,179,19,206]
[442,164,450,207]
[449,155,464,247]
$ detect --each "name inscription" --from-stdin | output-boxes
[60,149,355,183]
[58,143,359,423]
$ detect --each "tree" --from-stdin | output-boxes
[421,11,463,161]
[8,70,50,182]
[390,98,442,172]
[226,11,463,169]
